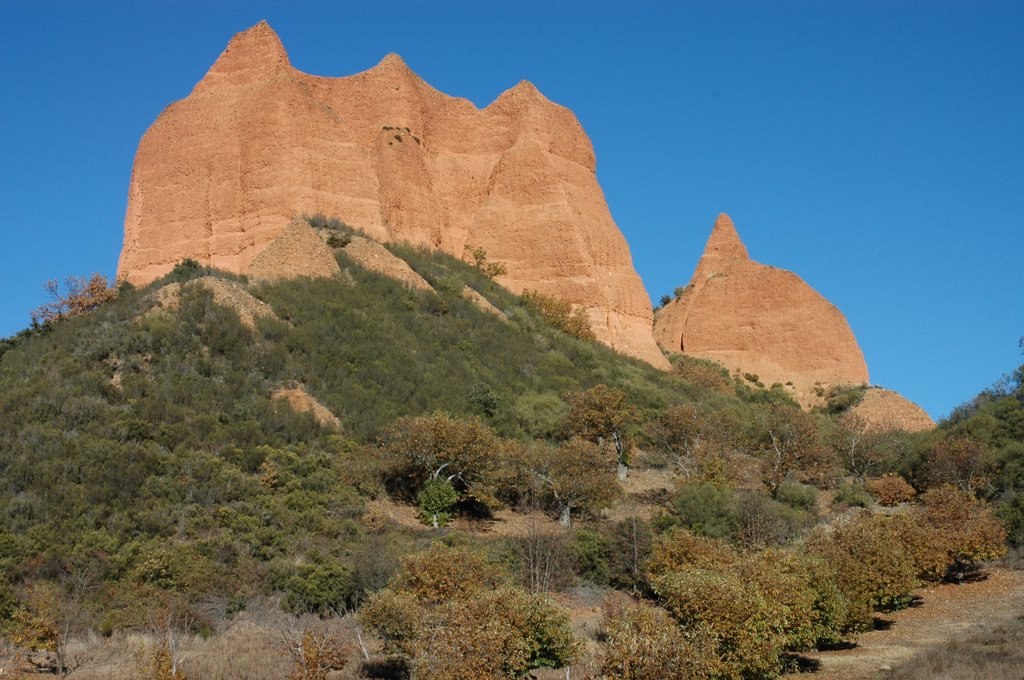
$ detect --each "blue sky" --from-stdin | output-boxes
[1,1,1021,419]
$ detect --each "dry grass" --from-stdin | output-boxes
[886,614,1024,680]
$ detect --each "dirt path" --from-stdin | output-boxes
[796,567,1024,679]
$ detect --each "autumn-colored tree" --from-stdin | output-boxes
[755,404,834,491]
[866,474,916,506]
[909,485,1008,581]
[31,273,117,325]
[807,511,918,630]
[527,438,620,527]
[7,574,91,679]
[645,527,737,579]
[652,567,785,679]
[378,413,508,517]
[359,544,577,679]
[646,402,740,480]
[600,595,721,680]
[520,290,595,341]
[562,384,639,480]
[735,549,848,651]
[922,436,993,494]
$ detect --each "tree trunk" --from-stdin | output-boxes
[559,505,572,528]
[617,461,629,482]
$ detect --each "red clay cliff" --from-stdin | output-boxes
[654,213,870,406]
[116,21,668,368]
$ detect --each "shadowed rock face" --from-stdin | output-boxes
[117,21,668,369]
[654,213,869,406]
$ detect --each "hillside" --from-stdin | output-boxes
[0,234,1019,679]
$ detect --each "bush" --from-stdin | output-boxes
[670,482,736,539]
[361,544,578,678]
[652,567,786,679]
[775,480,818,512]
[284,562,355,615]
[866,474,916,506]
[521,290,596,341]
[417,478,458,527]
[646,527,736,579]
[809,511,918,629]
[600,596,720,679]
[834,480,872,508]
[912,485,1008,580]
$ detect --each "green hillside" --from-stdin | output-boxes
[0,235,1019,679]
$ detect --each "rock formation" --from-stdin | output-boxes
[247,218,341,281]
[654,214,869,405]
[341,236,433,292]
[272,386,341,429]
[848,388,935,432]
[117,21,668,368]
[150,276,278,331]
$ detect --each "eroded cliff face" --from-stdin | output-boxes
[117,21,668,368]
[654,214,870,406]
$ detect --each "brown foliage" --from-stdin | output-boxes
[866,474,916,506]
[561,384,639,475]
[755,404,834,491]
[923,436,993,493]
[600,595,720,679]
[359,544,577,679]
[910,485,1008,580]
[281,620,349,680]
[672,355,734,394]
[31,273,117,324]
[646,402,741,481]
[808,511,918,629]
[378,412,509,509]
[652,567,785,679]
[526,438,620,527]
[645,527,737,579]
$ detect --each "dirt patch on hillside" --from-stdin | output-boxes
[795,567,1024,679]
[150,276,278,331]
[271,386,341,429]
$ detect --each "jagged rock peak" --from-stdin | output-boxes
[118,23,670,369]
[202,21,290,87]
[374,52,414,73]
[702,212,749,262]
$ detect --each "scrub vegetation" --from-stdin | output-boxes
[0,235,1020,678]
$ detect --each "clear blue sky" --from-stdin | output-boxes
[1,1,1021,419]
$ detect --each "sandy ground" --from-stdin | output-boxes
[794,567,1024,679]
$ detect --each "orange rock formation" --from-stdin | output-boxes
[654,214,869,405]
[849,388,935,432]
[117,21,668,368]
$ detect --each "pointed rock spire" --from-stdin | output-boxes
[201,21,290,88]
[702,213,749,261]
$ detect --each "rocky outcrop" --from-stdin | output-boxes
[654,214,869,406]
[848,388,935,432]
[462,286,507,319]
[272,386,341,429]
[341,236,433,291]
[150,276,277,331]
[247,218,341,281]
[116,21,668,368]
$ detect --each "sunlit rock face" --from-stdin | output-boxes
[117,21,668,368]
[654,213,870,406]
